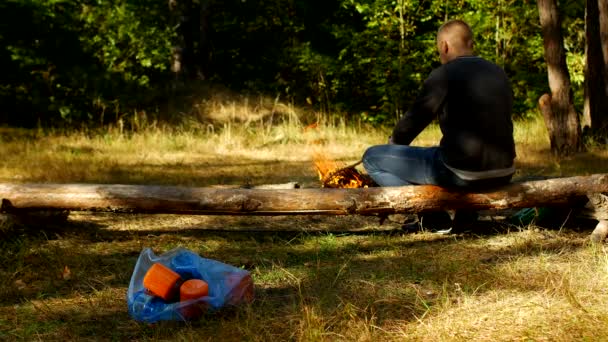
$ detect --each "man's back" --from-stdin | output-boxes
[364,20,516,189]
[435,56,515,172]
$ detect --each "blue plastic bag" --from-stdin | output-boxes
[127,247,253,323]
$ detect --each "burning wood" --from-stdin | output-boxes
[312,154,375,188]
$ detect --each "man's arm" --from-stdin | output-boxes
[391,68,447,145]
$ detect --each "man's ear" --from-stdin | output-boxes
[440,40,449,55]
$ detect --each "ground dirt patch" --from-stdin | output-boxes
[1,118,607,341]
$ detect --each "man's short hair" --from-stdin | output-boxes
[437,20,474,49]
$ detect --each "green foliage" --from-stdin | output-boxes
[0,0,588,126]
[208,0,558,122]
[460,0,543,115]
[331,0,437,122]
[0,0,173,126]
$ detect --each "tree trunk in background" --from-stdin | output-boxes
[169,0,201,80]
[600,0,608,72]
[196,0,211,80]
[537,0,582,156]
[584,0,608,136]
[181,0,212,80]
[538,93,555,138]
[169,0,184,80]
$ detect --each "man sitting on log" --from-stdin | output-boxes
[362,19,516,232]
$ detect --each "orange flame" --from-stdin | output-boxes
[312,153,375,188]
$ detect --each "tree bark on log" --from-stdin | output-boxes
[1,175,608,216]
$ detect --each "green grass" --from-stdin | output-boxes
[1,100,608,340]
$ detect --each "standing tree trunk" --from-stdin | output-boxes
[169,0,197,80]
[584,0,608,135]
[196,0,211,80]
[537,0,582,156]
[168,0,213,81]
[600,0,608,76]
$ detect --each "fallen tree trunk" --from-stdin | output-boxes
[1,174,607,216]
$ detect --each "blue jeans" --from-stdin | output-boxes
[362,144,511,188]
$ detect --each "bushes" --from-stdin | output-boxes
[0,0,585,127]
[0,0,173,126]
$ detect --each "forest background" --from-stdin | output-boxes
[0,0,586,128]
[5,2,608,340]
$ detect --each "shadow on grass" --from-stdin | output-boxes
[0,213,593,298]
[0,170,604,339]
[0,223,596,340]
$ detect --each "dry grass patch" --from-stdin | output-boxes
[402,237,608,341]
[1,218,606,340]
[0,117,380,187]
[1,100,608,340]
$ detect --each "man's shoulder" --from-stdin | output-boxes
[450,56,496,67]
[447,56,508,76]
[426,64,449,81]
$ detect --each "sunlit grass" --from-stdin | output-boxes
[2,100,605,187]
[1,108,602,187]
[3,225,607,340]
[1,96,608,340]
[0,109,382,187]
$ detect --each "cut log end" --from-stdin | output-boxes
[590,220,608,243]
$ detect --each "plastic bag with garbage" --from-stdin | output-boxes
[127,247,254,323]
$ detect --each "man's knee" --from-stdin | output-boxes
[362,145,380,159]
[362,145,385,171]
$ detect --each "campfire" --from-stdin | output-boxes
[313,154,376,188]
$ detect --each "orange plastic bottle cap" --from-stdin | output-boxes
[180,279,209,301]
[143,263,182,301]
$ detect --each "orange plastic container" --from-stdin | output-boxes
[180,279,209,301]
[226,273,254,305]
[142,263,183,301]
[180,279,209,319]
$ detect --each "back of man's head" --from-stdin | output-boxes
[436,20,474,63]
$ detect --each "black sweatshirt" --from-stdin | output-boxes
[392,56,516,172]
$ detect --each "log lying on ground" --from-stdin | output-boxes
[1,174,607,216]
[209,182,300,190]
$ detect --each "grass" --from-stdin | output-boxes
[1,95,608,341]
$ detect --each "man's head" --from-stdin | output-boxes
[436,20,474,64]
